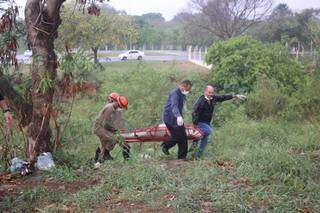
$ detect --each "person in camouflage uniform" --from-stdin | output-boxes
[93,94,129,161]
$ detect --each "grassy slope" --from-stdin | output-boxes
[1,61,319,212]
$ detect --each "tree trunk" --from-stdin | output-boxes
[0,77,32,127]
[92,47,99,63]
[25,0,64,164]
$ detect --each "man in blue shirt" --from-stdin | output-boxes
[162,80,192,160]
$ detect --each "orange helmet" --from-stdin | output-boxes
[117,96,128,109]
[108,92,119,102]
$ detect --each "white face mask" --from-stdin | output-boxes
[181,90,189,95]
[116,108,123,112]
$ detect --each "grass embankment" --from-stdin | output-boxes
[0,61,319,212]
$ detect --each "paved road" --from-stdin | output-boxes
[17,51,189,64]
[105,54,188,62]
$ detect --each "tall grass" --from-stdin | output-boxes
[1,61,319,212]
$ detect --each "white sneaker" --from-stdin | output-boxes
[94,162,101,169]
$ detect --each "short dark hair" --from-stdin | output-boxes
[180,79,192,87]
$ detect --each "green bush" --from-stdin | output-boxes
[206,36,304,94]
[245,75,288,119]
[286,71,320,122]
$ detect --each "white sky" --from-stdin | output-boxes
[14,0,320,20]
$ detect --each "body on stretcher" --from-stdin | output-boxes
[120,124,203,143]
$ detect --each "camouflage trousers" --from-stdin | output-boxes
[94,127,117,151]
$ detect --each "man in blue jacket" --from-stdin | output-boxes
[162,80,192,160]
[192,84,246,159]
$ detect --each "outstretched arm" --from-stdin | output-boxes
[214,94,247,102]
[214,94,234,102]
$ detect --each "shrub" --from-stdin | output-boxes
[286,71,320,122]
[206,36,304,94]
[245,75,288,119]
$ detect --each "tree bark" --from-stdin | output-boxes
[92,47,99,63]
[24,0,64,164]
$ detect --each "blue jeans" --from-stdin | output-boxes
[196,122,213,158]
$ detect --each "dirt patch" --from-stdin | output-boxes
[41,178,100,193]
[288,148,307,156]
[41,204,77,213]
[0,171,100,200]
[161,159,195,170]
[299,207,315,213]
[227,177,251,193]
[201,202,216,213]
[216,160,234,172]
[95,199,174,213]
[310,150,320,162]
[229,177,250,187]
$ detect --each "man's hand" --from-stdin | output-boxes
[4,112,14,129]
[235,94,247,101]
[177,116,184,126]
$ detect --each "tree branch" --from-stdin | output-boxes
[46,0,62,20]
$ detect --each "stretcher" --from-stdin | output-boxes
[120,124,203,143]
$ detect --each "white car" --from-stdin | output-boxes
[118,50,144,61]
[23,50,32,57]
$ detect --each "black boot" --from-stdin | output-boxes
[94,147,101,162]
[122,144,131,161]
[103,149,114,161]
[161,143,170,155]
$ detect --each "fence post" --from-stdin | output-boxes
[193,46,198,60]
[296,42,300,60]
[188,46,192,61]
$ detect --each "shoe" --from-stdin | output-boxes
[103,150,114,161]
[122,144,131,161]
[94,162,101,169]
[162,146,170,155]
[195,150,203,160]
[94,147,101,162]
